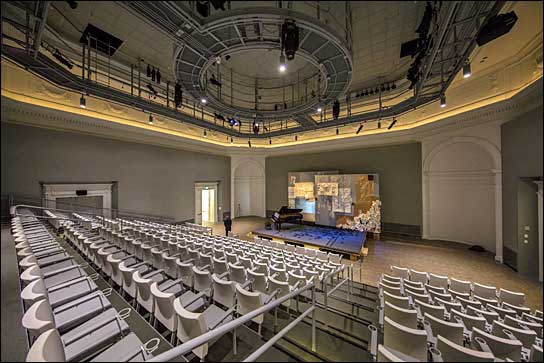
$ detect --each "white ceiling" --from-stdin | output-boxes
[45,1,426,91]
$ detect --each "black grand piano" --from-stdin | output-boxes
[271,206,303,230]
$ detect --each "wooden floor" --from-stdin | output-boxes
[206,216,544,311]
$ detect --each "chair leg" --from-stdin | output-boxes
[233,328,237,355]
[170,331,176,345]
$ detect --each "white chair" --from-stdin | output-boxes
[424,312,464,346]
[499,288,525,307]
[176,260,194,289]
[193,267,212,297]
[491,320,537,350]
[473,283,497,301]
[211,274,236,309]
[390,266,410,280]
[405,288,430,306]
[487,304,517,320]
[173,299,234,361]
[436,335,494,362]
[451,308,487,340]
[449,289,471,302]
[456,296,483,312]
[409,269,428,285]
[382,290,410,309]
[429,273,449,289]
[467,305,499,325]
[383,316,428,361]
[229,263,247,285]
[403,279,423,290]
[505,315,543,339]
[450,278,472,294]
[235,284,270,335]
[384,302,418,329]
[213,257,228,276]
[502,301,532,317]
[472,327,523,361]
[379,282,402,297]
[415,299,445,320]
[247,269,267,294]
[530,344,543,363]
[381,274,402,285]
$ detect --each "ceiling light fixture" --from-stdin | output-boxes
[230,137,233,144]
[204,130,207,138]
[317,107,322,113]
[248,140,252,148]
[440,94,446,108]
[269,139,272,145]
[463,61,472,79]
[388,118,397,130]
[336,127,339,135]
[79,94,86,108]
[377,121,381,129]
[201,97,207,104]
[279,53,287,73]
[356,124,363,134]
[148,114,153,125]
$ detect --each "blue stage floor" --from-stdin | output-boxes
[253,223,366,255]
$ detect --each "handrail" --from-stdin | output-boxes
[148,281,316,362]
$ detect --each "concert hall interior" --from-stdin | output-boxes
[1,1,543,362]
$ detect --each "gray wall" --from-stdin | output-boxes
[501,106,543,271]
[1,122,231,221]
[266,143,422,234]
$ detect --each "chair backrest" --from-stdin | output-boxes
[449,289,470,301]
[377,344,406,362]
[491,320,537,349]
[390,266,410,279]
[436,335,494,362]
[487,304,517,320]
[429,273,449,289]
[498,288,525,307]
[383,316,428,361]
[383,290,410,309]
[472,327,522,361]
[235,284,264,325]
[450,278,472,294]
[328,253,342,265]
[150,282,177,332]
[530,344,543,363]
[22,299,55,339]
[316,250,328,262]
[267,275,291,307]
[381,275,402,287]
[212,274,236,308]
[26,329,66,362]
[173,299,209,360]
[176,260,194,288]
[228,263,247,285]
[505,315,543,337]
[163,254,178,279]
[247,269,267,294]
[402,279,423,290]
[384,301,418,329]
[404,288,430,305]
[435,297,462,313]
[409,269,428,284]
[451,308,486,333]
[212,257,228,276]
[269,265,287,281]
[457,296,482,311]
[415,299,445,320]
[424,312,464,346]
[473,282,497,300]
[379,282,402,296]
[425,284,445,294]
[429,290,452,303]
[238,256,253,270]
[467,306,499,324]
[288,270,307,289]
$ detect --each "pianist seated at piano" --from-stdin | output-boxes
[271,206,303,230]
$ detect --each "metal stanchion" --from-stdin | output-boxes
[311,283,316,352]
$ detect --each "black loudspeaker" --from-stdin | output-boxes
[476,12,518,47]
[468,245,485,252]
[400,38,419,58]
[76,190,88,196]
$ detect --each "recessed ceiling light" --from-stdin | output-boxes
[317,107,322,112]
[201,98,207,104]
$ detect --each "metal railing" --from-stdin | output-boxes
[148,281,317,362]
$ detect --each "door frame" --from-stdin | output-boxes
[195,182,219,224]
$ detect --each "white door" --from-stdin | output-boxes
[195,183,218,224]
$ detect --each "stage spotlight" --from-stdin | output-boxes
[230,137,233,144]
[210,74,222,87]
[204,130,207,138]
[66,0,78,9]
[377,121,381,129]
[248,140,252,148]
[388,118,397,130]
[279,53,287,73]
[317,107,322,113]
[269,139,272,145]
[356,124,363,134]
[201,97,207,104]
[148,114,153,125]
[295,135,298,141]
[281,20,299,61]
[440,94,446,108]
[336,127,339,135]
[463,62,472,79]
[79,94,86,108]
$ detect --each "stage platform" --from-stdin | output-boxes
[252,223,366,259]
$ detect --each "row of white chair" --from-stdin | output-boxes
[13,212,159,362]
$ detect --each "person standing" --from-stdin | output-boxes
[223,215,232,236]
